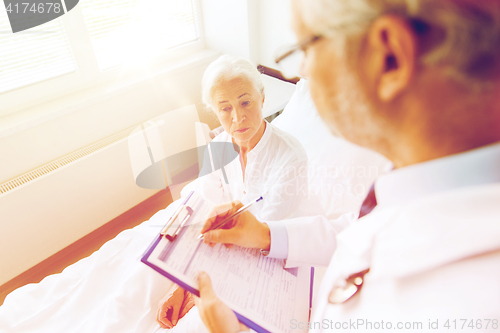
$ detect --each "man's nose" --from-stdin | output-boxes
[299,56,309,78]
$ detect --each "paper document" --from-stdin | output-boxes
[142,191,311,333]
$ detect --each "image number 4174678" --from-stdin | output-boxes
[3,0,80,33]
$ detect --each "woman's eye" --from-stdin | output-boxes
[242,101,250,106]
[222,107,231,112]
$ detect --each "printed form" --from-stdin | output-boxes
[145,192,311,333]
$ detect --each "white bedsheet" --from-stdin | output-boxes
[0,203,209,333]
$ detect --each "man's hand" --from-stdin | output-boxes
[156,284,195,329]
[195,271,248,333]
[201,201,270,250]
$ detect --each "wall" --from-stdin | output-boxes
[258,0,296,69]
[200,0,295,69]
[201,0,255,60]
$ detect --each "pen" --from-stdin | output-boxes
[198,196,263,240]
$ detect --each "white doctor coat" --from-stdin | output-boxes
[311,143,500,333]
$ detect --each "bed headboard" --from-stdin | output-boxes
[257,65,300,84]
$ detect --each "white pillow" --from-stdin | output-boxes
[273,79,392,219]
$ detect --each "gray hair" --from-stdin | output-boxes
[295,0,500,85]
[202,55,265,111]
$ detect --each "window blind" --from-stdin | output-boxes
[81,0,199,71]
[0,13,77,94]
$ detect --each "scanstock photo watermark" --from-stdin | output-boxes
[3,0,79,33]
[290,318,499,331]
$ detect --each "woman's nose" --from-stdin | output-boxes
[232,107,245,123]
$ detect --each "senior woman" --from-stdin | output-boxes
[155,55,309,329]
[182,55,308,221]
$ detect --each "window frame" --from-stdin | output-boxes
[0,0,205,118]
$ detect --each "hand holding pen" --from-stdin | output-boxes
[198,196,262,239]
[199,197,271,251]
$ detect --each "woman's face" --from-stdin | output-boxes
[212,77,265,148]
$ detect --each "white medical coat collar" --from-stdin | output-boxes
[359,142,500,279]
[375,142,500,206]
[370,183,500,279]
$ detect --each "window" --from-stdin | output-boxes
[81,0,199,70]
[0,0,202,116]
[0,13,77,93]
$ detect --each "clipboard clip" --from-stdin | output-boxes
[160,205,193,242]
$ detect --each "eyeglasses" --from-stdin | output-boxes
[275,34,322,63]
[274,34,322,78]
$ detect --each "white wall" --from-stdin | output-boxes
[201,0,295,69]
[201,0,255,60]
[258,0,296,69]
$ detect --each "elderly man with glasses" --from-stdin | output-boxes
[194,0,500,332]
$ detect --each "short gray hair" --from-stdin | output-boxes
[202,55,265,111]
[296,0,500,85]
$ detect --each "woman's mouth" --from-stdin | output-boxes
[235,127,250,133]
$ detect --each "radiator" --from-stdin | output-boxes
[0,127,133,195]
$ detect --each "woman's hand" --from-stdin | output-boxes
[195,271,248,333]
[201,201,270,250]
[156,284,195,329]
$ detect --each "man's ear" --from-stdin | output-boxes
[365,15,417,102]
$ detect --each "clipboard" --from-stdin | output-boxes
[141,191,314,333]
[159,191,194,241]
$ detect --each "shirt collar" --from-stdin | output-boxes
[375,142,500,207]
[246,120,271,157]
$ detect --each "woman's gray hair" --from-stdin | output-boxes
[295,0,500,86]
[202,55,265,111]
